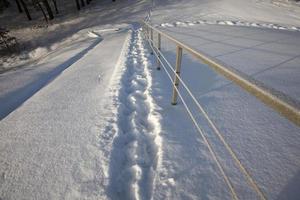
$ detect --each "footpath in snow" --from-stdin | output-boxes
[106,27,162,200]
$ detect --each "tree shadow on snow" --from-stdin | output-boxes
[0,37,102,120]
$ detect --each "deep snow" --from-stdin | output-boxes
[158,23,300,104]
[146,34,300,199]
[0,29,130,200]
[1,0,300,199]
[151,0,300,27]
[0,0,151,71]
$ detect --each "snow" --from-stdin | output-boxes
[0,29,130,199]
[159,19,300,32]
[106,28,162,200]
[145,26,300,199]
[158,24,300,103]
[151,0,300,27]
[1,0,300,199]
[0,0,151,71]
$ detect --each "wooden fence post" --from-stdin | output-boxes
[171,46,183,105]
[157,33,161,70]
[150,28,154,54]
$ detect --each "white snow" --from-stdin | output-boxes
[143,25,300,199]
[106,28,162,200]
[158,24,300,103]
[160,19,300,32]
[0,0,151,71]
[0,28,130,200]
[1,0,300,199]
[152,0,300,27]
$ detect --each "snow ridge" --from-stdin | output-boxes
[108,29,162,200]
[159,20,300,31]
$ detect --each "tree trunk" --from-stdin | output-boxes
[19,0,32,20]
[42,0,54,20]
[86,0,90,5]
[15,0,23,13]
[3,0,9,7]
[80,0,85,7]
[51,0,58,14]
[75,0,80,10]
[37,1,48,22]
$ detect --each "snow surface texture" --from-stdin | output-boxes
[151,0,300,27]
[159,20,300,32]
[3,0,300,71]
[0,25,129,120]
[0,29,130,200]
[0,0,152,71]
[158,23,300,105]
[1,0,300,199]
[107,28,162,200]
[143,24,300,199]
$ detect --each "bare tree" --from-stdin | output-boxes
[2,0,9,8]
[19,0,32,20]
[42,0,54,20]
[15,0,23,13]
[51,0,58,14]
[75,0,80,10]
[33,0,48,22]
[80,0,85,7]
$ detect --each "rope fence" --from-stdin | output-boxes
[140,21,277,200]
[142,22,300,127]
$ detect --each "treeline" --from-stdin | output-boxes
[0,0,117,22]
[0,0,116,53]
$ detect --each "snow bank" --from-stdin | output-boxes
[159,20,300,32]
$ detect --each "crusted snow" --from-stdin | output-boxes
[1,0,300,199]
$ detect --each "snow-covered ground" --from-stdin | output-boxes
[1,0,300,199]
[0,25,128,119]
[146,26,300,199]
[151,0,300,27]
[0,0,151,71]
[158,23,300,103]
[0,28,131,200]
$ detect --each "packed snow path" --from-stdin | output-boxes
[107,29,162,200]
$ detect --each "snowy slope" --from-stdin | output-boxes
[151,0,300,27]
[159,24,300,103]
[0,0,151,71]
[1,0,300,199]
[0,25,127,119]
[0,29,130,200]
[146,1,300,199]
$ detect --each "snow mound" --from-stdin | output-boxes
[159,20,300,32]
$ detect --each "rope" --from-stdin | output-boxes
[143,28,267,200]
[145,34,239,200]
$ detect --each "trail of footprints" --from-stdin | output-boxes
[111,29,162,200]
